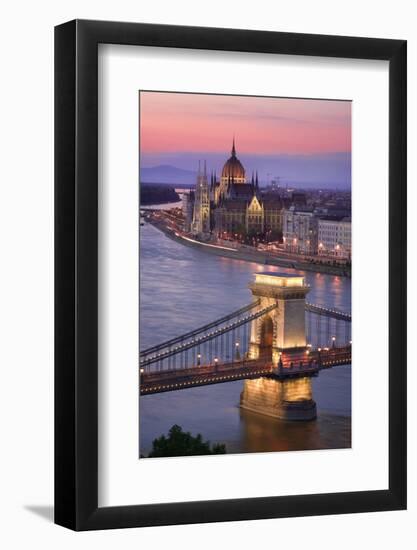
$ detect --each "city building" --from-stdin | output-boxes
[190,139,285,239]
[182,192,194,232]
[187,140,350,257]
[318,217,351,259]
[264,198,285,238]
[282,207,318,255]
[191,161,210,238]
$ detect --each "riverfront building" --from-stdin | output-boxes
[188,140,285,239]
[182,192,194,232]
[191,161,211,238]
[282,207,318,256]
[318,217,352,259]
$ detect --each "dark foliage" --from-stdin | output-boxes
[148,424,226,457]
[140,184,180,205]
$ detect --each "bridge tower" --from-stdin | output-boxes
[242,272,316,420]
[247,272,310,365]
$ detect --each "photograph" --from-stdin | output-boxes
[0,0,409,541]
[139,91,352,458]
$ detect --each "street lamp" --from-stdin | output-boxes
[197,353,201,366]
[332,336,336,348]
[235,342,240,361]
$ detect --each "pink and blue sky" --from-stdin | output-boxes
[139,91,351,188]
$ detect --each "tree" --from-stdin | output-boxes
[148,424,226,457]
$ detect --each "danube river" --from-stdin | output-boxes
[139,203,351,456]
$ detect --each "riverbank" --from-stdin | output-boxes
[146,217,351,277]
[141,199,180,207]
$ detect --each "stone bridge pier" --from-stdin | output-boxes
[241,272,316,420]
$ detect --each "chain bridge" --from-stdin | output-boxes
[140,272,351,420]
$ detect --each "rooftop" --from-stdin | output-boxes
[318,215,351,222]
[254,272,306,288]
[255,271,302,277]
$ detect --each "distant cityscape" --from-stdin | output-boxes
[141,149,351,280]
[181,140,351,262]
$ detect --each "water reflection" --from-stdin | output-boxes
[239,409,351,453]
[139,366,351,456]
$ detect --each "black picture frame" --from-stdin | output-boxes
[55,19,407,531]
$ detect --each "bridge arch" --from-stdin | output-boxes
[259,315,274,361]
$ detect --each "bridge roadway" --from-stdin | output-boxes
[140,346,351,395]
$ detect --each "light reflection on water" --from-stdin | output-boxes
[139,212,351,456]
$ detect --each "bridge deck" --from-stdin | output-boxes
[140,346,351,395]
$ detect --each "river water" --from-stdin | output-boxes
[139,202,351,456]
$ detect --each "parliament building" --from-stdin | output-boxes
[184,140,284,240]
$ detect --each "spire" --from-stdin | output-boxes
[255,171,259,186]
[231,136,236,157]
[251,171,254,185]
[203,160,207,177]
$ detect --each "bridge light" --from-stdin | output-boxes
[140,368,144,374]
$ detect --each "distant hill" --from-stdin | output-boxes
[140,165,196,185]
[140,184,180,206]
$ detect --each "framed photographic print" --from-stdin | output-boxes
[55,20,407,530]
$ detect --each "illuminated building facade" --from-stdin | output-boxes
[190,140,285,239]
[182,192,194,232]
[282,207,318,255]
[318,217,351,259]
[191,161,211,238]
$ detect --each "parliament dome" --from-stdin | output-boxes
[221,139,246,183]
